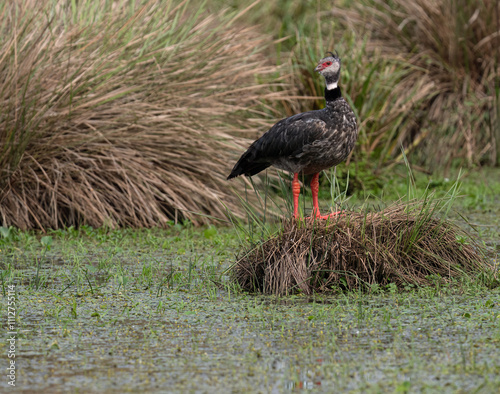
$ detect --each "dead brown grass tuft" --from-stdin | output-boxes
[234,202,488,295]
[0,0,284,229]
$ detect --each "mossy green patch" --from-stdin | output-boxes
[0,218,498,392]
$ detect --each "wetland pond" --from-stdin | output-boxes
[0,207,499,393]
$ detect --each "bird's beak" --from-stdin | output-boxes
[314,64,323,72]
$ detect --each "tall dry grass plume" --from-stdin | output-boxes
[0,0,284,229]
[333,0,500,168]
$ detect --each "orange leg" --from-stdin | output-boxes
[310,173,341,220]
[292,173,301,218]
[310,173,321,218]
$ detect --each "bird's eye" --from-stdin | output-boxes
[325,61,332,66]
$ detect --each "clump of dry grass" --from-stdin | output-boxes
[0,0,284,229]
[233,201,488,295]
[332,0,500,168]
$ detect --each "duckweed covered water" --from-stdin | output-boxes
[1,214,499,392]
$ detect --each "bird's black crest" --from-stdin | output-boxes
[325,50,340,60]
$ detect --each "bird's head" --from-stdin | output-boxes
[314,52,341,90]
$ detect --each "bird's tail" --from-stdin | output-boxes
[227,149,270,180]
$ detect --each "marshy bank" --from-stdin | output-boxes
[0,190,499,391]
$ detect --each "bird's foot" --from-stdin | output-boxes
[309,210,343,220]
[294,210,343,221]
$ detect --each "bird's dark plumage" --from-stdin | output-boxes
[227,53,358,219]
[227,85,356,179]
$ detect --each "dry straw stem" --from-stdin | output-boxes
[332,0,500,168]
[234,201,488,295]
[0,0,286,229]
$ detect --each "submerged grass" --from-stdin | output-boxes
[0,216,498,392]
[1,174,499,392]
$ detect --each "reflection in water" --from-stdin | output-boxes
[278,357,323,391]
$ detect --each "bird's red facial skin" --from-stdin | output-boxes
[316,61,332,71]
[315,61,333,72]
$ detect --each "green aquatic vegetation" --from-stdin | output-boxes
[0,166,498,391]
[0,220,498,392]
